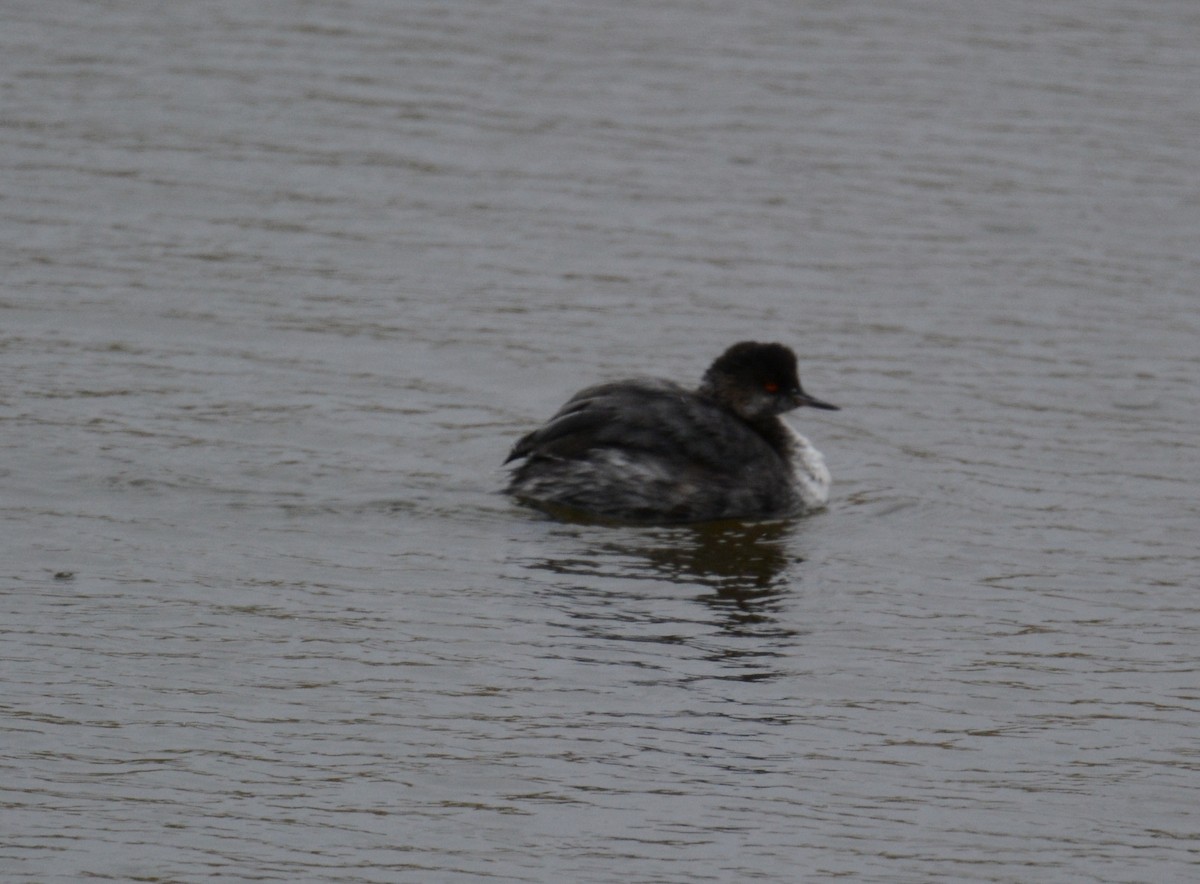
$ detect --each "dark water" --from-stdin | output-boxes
[4,0,1199,880]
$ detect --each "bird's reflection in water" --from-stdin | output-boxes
[621,517,791,599]
[521,517,809,678]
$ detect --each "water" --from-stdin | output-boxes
[3,0,1199,880]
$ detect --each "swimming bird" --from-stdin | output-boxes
[505,341,838,522]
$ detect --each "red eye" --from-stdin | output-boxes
[764,382,779,393]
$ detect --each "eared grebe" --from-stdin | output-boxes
[505,341,838,523]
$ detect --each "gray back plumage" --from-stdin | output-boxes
[505,378,797,520]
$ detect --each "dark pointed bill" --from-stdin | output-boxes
[792,389,839,411]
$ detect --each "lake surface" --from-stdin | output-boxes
[3,0,1199,880]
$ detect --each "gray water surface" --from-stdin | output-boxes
[4,0,1199,881]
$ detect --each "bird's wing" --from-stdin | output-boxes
[505,380,775,475]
